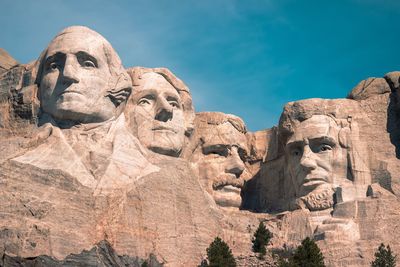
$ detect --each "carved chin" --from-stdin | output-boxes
[145,132,184,157]
[213,187,242,208]
[299,187,335,211]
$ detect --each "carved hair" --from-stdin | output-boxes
[127,67,195,135]
[194,112,247,134]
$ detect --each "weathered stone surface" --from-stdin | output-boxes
[348,77,391,100]
[0,48,18,74]
[2,25,400,267]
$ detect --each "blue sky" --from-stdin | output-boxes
[1,0,399,131]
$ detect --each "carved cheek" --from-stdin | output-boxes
[40,72,59,97]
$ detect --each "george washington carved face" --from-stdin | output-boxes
[37,26,130,124]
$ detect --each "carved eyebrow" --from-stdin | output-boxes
[166,95,180,102]
[76,51,98,67]
[141,94,155,100]
[285,140,304,149]
[44,52,64,65]
[309,136,337,146]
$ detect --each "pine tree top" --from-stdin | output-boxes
[371,243,397,267]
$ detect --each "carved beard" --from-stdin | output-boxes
[299,186,335,211]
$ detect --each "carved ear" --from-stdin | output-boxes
[106,73,132,107]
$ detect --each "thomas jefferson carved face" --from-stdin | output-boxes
[285,115,347,210]
[129,72,186,156]
[192,113,249,209]
[38,27,121,124]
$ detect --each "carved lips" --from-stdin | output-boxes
[301,175,329,193]
[212,173,244,208]
[151,125,178,133]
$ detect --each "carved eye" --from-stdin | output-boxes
[83,60,96,68]
[138,98,151,105]
[318,144,332,152]
[49,62,58,70]
[166,96,181,109]
[169,100,179,108]
[291,148,301,157]
[203,146,229,157]
[237,147,247,161]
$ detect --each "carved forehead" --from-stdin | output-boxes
[287,115,340,144]
[195,112,248,151]
[135,72,179,96]
[201,122,248,149]
[46,28,107,59]
[36,26,126,84]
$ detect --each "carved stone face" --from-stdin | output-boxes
[195,122,248,209]
[130,72,185,156]
[285,115,347,203]
[39,30,115,123]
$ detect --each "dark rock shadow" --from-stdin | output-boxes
[387,92,400,159]
[1,240,164,267]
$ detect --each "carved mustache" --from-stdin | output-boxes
[212,173,244,190]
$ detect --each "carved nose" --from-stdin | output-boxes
[225,148,245,178]
[62,56,79,84]
[155,99,173,122]
[299,146,317,172]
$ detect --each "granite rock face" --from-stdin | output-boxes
[1,25,400,267]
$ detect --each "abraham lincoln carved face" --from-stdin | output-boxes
[285,115,348,210]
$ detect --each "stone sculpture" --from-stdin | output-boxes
[279,101,371,211]
[12,26,158,192]
[35,26,130,125]
[188,112,249,209]
[284,115,349,210]
[126,67,194,157]
[2,25,400,267]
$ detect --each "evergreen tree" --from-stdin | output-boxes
[290,237,325,267]
[276,256,297,267]
[371,243,397,267]
[205,237,236,267]
[198,259,208,267]
[252,221,273,259]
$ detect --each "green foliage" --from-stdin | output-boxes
[291,237,325,267]
[276,256,297,267]
[371,243,397,267]
[141,261,149,267]
[276,237,325,267]
[205,237,236,267]
[198,259,208,267]
[252,221,273,259]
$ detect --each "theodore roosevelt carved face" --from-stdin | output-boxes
[37,26,131,124]
[190,112,249,209]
